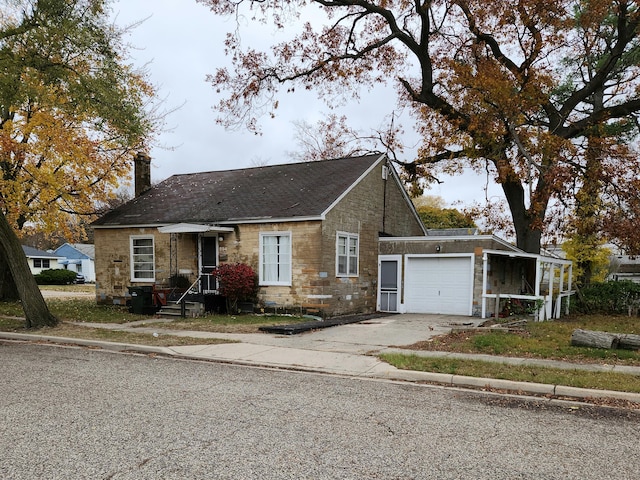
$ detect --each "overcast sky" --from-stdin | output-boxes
[111,1,500,208]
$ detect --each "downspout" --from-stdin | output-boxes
[382,163,388,234]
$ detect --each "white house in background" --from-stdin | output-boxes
[53,243,96,282]
[609,254,640,283]
[21,245,63,275]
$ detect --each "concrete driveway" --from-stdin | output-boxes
[220,313,483,355]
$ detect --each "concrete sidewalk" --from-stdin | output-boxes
[3,313,640,405]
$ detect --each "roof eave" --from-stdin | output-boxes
[218,215,325,225]
[93,216,327,230]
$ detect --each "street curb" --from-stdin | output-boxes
[374,369,640,403]
[3,332,640,405]
[0,332,173,356]
[370,368,640,402]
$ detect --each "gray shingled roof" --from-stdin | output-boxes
[71,243,95,259]
[22,245,61,258]
[93,154,384,227]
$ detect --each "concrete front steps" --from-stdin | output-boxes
[157,301,205,319]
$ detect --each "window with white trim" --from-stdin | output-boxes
[130,236,155,281]
[33,258,50,269]
[260,232,291,285]
[336,232,359,276]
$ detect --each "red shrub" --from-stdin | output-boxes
[211,263,257,312]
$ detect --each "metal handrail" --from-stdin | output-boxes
[175,275,202,305]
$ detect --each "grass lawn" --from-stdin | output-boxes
[381,314,640,394]
[131,314,309,334]
[0,316,234,347]
[0,298,150,324]
[39,284,96,294]
[380,353,640,393]
[0,296,309,339]
[402,314,640,365]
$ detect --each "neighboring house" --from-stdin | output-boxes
[609,254,640,283]
[21,246,63,275]
[54,243,96,282]
[92,153,426,316]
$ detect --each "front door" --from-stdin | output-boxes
[200,236,217,292]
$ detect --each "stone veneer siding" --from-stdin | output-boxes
[94,227,198,305]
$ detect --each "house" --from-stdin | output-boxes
[378,230,573,320]
[53,243,96,282]
[92,153,426,316]
[21,245,63,275]
[92,153,573,320]
[609,254,640,283]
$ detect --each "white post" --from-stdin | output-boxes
[481,252,488,319]
[558,263,566,319]
[535,257,542,321]
[547,263,554,321]
[535,257,541,297]
[566,262,573,314]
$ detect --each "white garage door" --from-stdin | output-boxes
[405,256,473,315]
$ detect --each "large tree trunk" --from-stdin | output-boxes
[570,329,619,349]
[0,255,19,300]
[0,211,57,328]
[501,178,544,254]
[571,329,640,351]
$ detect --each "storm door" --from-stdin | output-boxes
[378,256,401,313]
[200,236,218,293]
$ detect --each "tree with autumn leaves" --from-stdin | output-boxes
[0,0,158,327]
[200,0,640,257]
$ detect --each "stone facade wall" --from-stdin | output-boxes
[482,255,537,317]
[94,227,198,305]
[378,237,513,256]
[218,161,424,317]
[380,169,427,238]
[316,161,425,316]
[219,221,325,313]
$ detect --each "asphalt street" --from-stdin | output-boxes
[2,342,640,479]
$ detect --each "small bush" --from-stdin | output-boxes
[573,280,640,314]
[34,269,77,285]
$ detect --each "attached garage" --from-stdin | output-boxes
[378,233,573,319]
[404,255,474,315]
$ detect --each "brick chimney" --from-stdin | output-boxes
[133,152,151,197]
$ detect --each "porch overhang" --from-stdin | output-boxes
[157,223,234,234]
[480,249,574,320]
[59,259,81,265]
